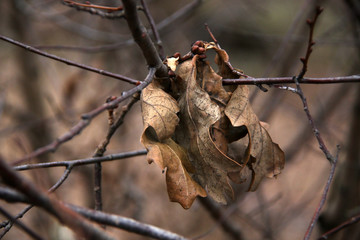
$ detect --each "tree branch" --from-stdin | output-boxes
[303,147,339,240]
[11,68,155,166]
[140,0,164,59]
[0,187,188,240]
[70,205,189,240]
[0,35,139,85]
[222,75,360,85]
[14,149,147,171]
[62,0,126,19]
[122,0,168,77]
[92,94,140,212]
[318,213,360,239]
[0,206,44,240]
[0,157,115,240]
[36,0,202,54]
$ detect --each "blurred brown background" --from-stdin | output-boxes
[0,0,359,239]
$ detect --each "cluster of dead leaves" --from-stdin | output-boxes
[140,42,285,209]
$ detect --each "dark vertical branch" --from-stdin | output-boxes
[122,0,168,77]
[93,162,103,212]
[298,6,323,79]
[92,94,139,212]
[140,0,165,59]
[285,6,341,240]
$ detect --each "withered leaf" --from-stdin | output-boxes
[174,56,243,204]
[141,82,179,141]
[140,42,285,208]
[141,81,206,209]
[225,85,285,191]
[142,136,207,209]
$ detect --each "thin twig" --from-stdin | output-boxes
[0,35,139,85]
[140,0,164,59]
[204,23,221,49]
[303,147,339,240]
[222,75,360,85]
[14,149,147,171]
[282,6,340,240]
[63,0,123,12]
[293,77,336,163]
[11,68,155,166]
[92,94,140,212]
[62,0,126,19]
[34,39,134,53]
[318,213,360,239]
[298,6,324,79]
[0,205,33,239]
[0,157,115,240]
[0,207,44,240]
[0,166,73,238]
[293,6,335,164]
[35,0,202,53]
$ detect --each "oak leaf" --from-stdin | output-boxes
[140,42,285,208]
[140,81,206,209]
[225,85,285,191]
[174,57,244,204]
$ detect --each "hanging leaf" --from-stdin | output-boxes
[174,57,244,204]
[140,41,285,208]
[224,85,285,191]
[140,81,206,209]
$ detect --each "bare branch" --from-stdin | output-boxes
[3,147,139,237]
[0,205,33,239]
[70,205,189,240]
[140,0,164,59]
[0,187,188,240]
[36,0,202,54]
[222,75,360,85]
[0,35,139,85]
[318,213,360,240]
[0,157,115,240]
[0,206,44,240]
[303,147,339,240]
[14,149,147,171]
[62,0,126,19]
[11,68,155,166]
[298,6,323,79]
[278,6,341,240]
[92,94,140,211]
[122,0,168,77]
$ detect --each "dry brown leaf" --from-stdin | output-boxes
[142,136,207,209]
[141,82,179,141]
[140,42,285,208]
[225,85,285,191]
[174,56,243,204]
[141,82,206,209]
